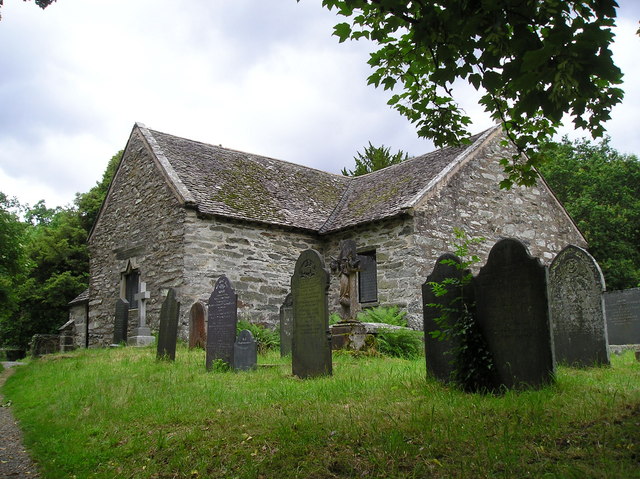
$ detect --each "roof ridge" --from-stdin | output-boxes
[317,176,357,234]
[147,127,350,181]
[138,126,197,206]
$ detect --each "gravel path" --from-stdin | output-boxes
[0,363,40,478]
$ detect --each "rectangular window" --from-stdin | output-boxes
[124,271,140,309]
[358,251,378,304]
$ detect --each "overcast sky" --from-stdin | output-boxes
[1,0,639,209]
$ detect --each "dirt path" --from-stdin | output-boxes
[0,363,40,478]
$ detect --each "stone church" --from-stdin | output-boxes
[69,123,586,347]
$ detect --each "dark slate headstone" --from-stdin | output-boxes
[233,330,258,371]
[605,288,640,345]
[549,245,610,366]
[473,239,554,389]
[156,289,180,361]
[113,298,129,345]
[279,293,293,357]
[292,249,332,379]
[206,275,238,370]
[422,253,467,382]
[189,302,206,349]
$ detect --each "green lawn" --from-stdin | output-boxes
[3,346,639,479]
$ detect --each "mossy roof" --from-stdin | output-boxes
[137,124,498,234]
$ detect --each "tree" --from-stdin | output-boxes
[319,0,624,188]
[0,151,120,349]
[341,142,409,176]
[537,137,640,290]
[0,0,56,19]
[74,150,122,231]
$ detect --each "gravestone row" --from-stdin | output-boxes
[422,239,611,390]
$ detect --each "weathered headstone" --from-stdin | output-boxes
[233,330,258,371]
[473,239,554,389]
[422,253,467,382]
[30,334,60,358]
[156,288,180,360]
[189,302,206,349]
[605,287,640,345]
[279,293,293,356]
[292,249,332,378]
[128,282,154,346]
[206,275,238,370]
[113,298,129,345]
[549,245,610,366]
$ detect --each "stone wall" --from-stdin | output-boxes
[323,217,420,326]
[413,134,586,274]
[181,213,322,333]
[68,303,88,348]
[88,129,187,346]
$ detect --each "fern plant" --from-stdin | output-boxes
[356,306,408,326]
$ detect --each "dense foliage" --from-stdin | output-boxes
[0,151,122,349]
[341,142,409,176]
[320,0,624,188]
[538,137,640,290]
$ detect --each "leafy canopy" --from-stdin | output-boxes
[318,0,624,188]
[341,142,409,176]
[537,137,640,290]
[0,0,56,19]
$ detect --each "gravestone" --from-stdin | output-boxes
[549,245,610,366]
[112,298,129,345]
[292,249,332,378]
[605,288,640,345]
[128,282,154,346]
[206,275,238,370]
[422,253,468,382]
[473,238,554,389]
[156,288,180,360]
[189,302,207,349]
[233,330,258,371]
[30,334,60,358]
[279,293,293,356]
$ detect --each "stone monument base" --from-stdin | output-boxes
[331,321,369,351]
[128,327,154,347]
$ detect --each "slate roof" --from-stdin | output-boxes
[136,123,499,234]
[68,288,89,305]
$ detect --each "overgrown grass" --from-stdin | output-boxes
[3,346,639,478]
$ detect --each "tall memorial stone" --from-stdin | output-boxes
[605,288,640,345]
[549,245,610,366]
[279,293,293,356]
[422,254,467,382]
[206,275,238,370]
[292,249,332,379]
[473,239,554,389]
[233,330,258,371]
[112,298,129,345]
[189,302,207,349]
[156,288,180,360]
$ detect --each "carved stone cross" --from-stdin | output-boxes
[330,240,360,321]
[134,282,151,328]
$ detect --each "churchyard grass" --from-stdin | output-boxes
[3,346,639,479]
